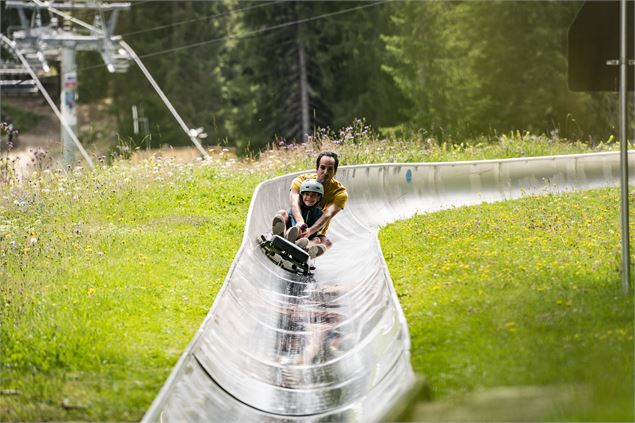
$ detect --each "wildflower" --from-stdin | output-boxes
[29,237,37,245]
[504,321,517,333]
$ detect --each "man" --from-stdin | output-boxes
[274,151,348,258]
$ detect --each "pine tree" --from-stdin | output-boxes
[111,1,233,148]
[383,0,614,140]
[226,1,330,149]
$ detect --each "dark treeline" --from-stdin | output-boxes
[5,1,619,152]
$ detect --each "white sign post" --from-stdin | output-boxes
[60,47,77,166]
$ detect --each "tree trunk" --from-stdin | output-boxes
[297,23,310,143]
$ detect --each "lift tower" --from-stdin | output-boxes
[4,0,130,165]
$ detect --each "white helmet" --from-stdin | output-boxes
[300,179,324,196]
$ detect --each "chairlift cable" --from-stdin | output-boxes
[121,1,280,37]
[127,0,157,7]
[73,0,386,76]
[30,0,104,34]
[16,1,384,76]
[140,1,386,59]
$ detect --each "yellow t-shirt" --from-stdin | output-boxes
[291,173,348,235]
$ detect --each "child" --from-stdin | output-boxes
[272,179,327,258]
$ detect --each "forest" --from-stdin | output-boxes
[1,1,622,153]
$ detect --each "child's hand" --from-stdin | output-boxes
[297,223,309,238]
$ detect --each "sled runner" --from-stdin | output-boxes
[258,233,315,276]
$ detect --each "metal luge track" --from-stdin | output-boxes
[143,152,632,422]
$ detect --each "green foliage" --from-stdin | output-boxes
[111,1,233,148]
[382,0,616,140]
[76,51,111,103]
[0,104,40,134]
[227,1,390,149]
[221,0,407,148]
[318,2,408,130]
[263,121,619,171]
[4,1,623,153]
[0,122,20,183]
[227,1,312,147]
[380,188,634,421]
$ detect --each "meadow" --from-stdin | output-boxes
[0,129,632,421]
[381,188,633,421]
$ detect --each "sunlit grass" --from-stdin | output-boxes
[255,121,620,171]
[380,188,634,421]
[0,157,265,420]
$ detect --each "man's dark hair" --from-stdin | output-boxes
[315,151,339,172]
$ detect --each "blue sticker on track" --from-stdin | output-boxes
[405,169,412,184]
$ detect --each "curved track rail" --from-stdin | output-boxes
[143,152,632,422]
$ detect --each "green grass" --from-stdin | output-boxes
[380,188,634,421]
[0,159,266,420]
[0,130,630,421]
[257,127,620,173]
[0,104,40,134]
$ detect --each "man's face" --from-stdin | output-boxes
[316,156,336,184]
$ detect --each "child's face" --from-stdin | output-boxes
[301,191,321,207]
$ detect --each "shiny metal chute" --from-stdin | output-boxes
[143,152,632,422]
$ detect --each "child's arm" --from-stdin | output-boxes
[305,204,342,237]
[288,188,305,227]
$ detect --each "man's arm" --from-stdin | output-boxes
[306,204,342,237]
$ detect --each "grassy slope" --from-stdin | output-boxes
[0,134,630,420]
[1,160,263,420]
[380,188,634,421]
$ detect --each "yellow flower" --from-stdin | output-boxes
[504,321,517,333]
